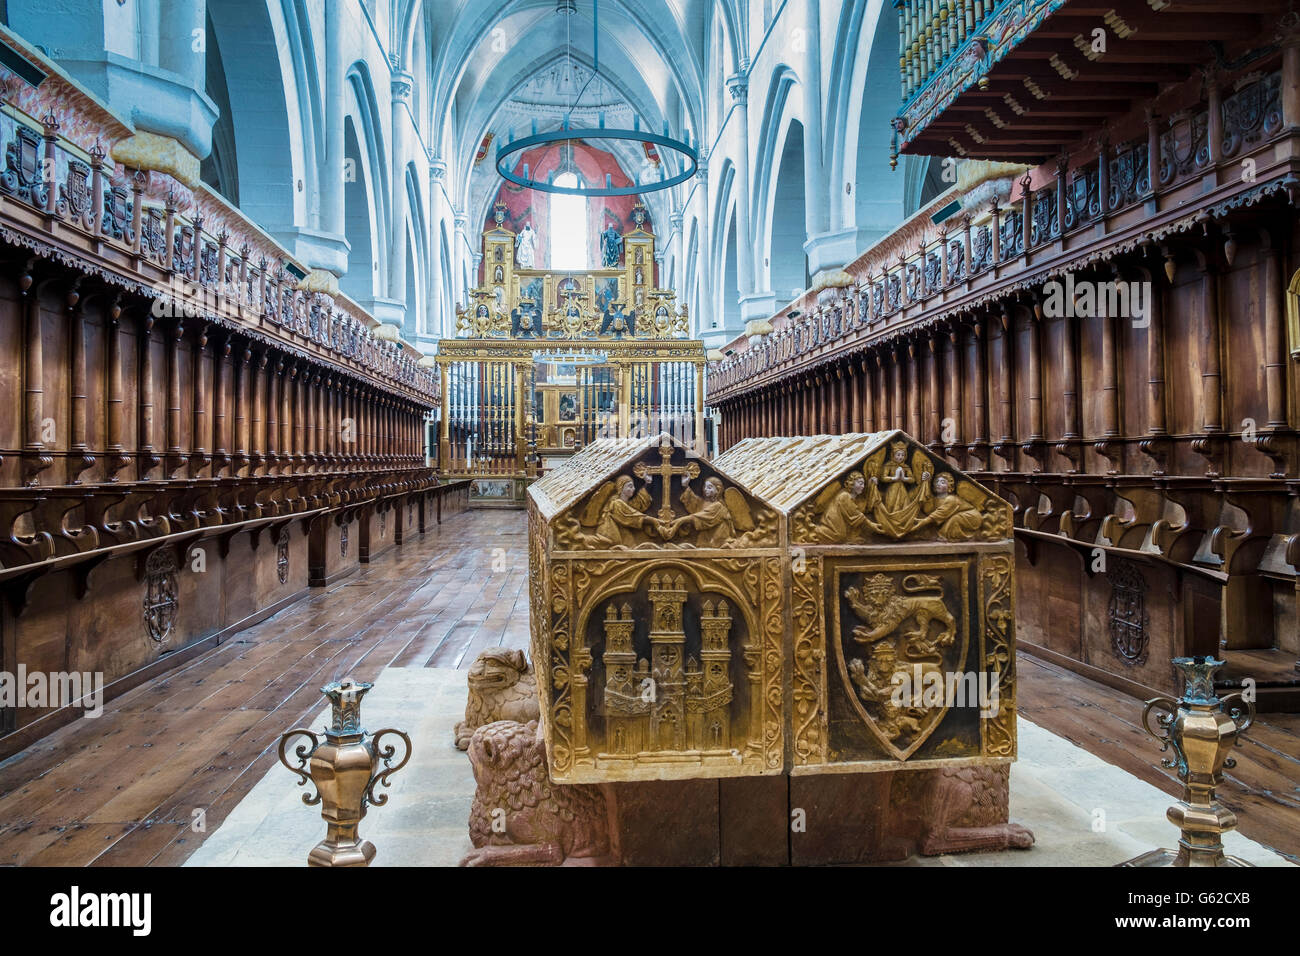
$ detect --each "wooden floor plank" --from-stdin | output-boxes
[1019,653,1300,863]
[5,509,1293,867]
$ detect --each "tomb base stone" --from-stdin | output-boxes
[470,431,1035,866]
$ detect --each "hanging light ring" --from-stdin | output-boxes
[495,127,698,197]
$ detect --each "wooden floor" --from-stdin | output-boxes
[0,509,528,867]
[0,506,1295,866]
[1018,654,1300,864]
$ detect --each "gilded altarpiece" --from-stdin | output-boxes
[715,431,1017,775]
[529,434,784,783]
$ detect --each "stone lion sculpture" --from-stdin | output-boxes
[896,764,1034,857]
[454,648,540,750]
[924,765,1035,854]
[459,720,612,866]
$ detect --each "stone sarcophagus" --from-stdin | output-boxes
[714,430,1018,775]
[508,429,1030,863]
[528,433,784,783]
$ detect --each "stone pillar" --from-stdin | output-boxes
[727,74,761,324]
[453,214,470,306]
[428,160,447,335]
[9,0,218,182]
[695,150,711,336]
[388,69,414,335]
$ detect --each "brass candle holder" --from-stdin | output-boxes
[1121,656,1255,867]
[278,678,412,867]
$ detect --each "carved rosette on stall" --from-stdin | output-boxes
[528,432,784,783]
[713,430,1017,774]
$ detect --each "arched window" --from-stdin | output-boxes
[550,172,588,270]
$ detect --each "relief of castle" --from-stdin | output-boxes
[601,575,734,755]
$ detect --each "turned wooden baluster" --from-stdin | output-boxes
[991,308,1015,468]
[165,318,185,479]
[1255,227,1293,477]
[22,262,54,486]
[105,295,131,481]
[138,311,161,479]
[191,323,211,477]
[1193,252,1224,477]
[1139,257,1170,474]
[67,278,96,484]
[253,350,267,475]
[234,346,251,476]
[947,325,964,467]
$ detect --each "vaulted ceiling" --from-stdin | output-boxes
[424,0,731,218]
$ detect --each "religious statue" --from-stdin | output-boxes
[634,266,643,286]
[864,441,932,538]
[516,221,537,268]
[570,475,662,548]
[599,224,623,268]
[557,303,586,337]
[650,305,672,338]
[599,302,634,337]
[493,264,504,283]
[668,474,754,547]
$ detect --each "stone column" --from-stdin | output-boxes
[453,213,470,306]
[388,69,414,334]
[726,73,759,325]
[695,149,711,335]
[321,0,346,238]
[428,160,447,335]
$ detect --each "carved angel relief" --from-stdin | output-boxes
[555,439,776,551]
[795,441,1008,544]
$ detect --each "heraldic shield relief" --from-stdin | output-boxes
[832,561,975,761]
[714,430,1016,773]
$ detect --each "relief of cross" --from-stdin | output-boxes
[634,435,699,521]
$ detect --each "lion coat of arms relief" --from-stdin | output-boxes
[834,564,972,761]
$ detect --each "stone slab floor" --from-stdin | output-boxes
[0,508,1294,867]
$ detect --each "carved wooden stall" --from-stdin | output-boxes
[0,29,461,758]
[709,23,1300,703]
[525,430,1031,863]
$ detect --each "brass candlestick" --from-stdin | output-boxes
[278,678,412,867]
[1121,656,1255,867]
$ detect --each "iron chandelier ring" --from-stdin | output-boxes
[495,127,698,197]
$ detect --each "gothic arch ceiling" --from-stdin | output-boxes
[426,0,713,210]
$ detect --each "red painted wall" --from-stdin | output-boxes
[481,141,655,281]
